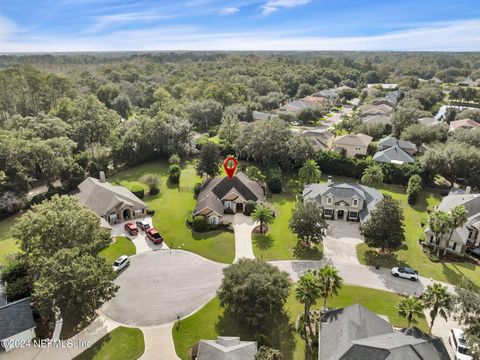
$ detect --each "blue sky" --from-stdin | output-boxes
[0,0,479,52]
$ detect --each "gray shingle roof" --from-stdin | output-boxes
[373,146,415,164]
[197,337,257,360]
[76,177,147,217]
[319,305,450,360]
[0,298,35,340]
[252,111,272,121]
[302,182,383,222]
[362,115,392,126]
[378,137,416,151]
[334,133,373,147]
[194,172,265,216]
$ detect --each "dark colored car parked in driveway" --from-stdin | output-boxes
[466,247,480,259]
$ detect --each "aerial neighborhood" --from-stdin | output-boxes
[1,49,480,360]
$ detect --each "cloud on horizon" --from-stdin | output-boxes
[261,0,310,15]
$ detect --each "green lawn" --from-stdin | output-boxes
[0,215,20,265]
[110,161,235,264]
[74,327,144,360]
[172,284,428,360]
[355,181,480,287]
[99,236,136,265]
[253,178,323,260]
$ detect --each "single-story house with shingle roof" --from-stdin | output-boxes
[195,336,257,360]
[458,77,479,87]
[319,304,450,360]
[373,145,415,164]
[0,298,36,352]
[362,114,392,126]
[301,128,334,151]
[252,110,272,121]
[303,177,383,223]
[75,172,148,227]
[418,117,440,126]
[194,172,265,224]
[377,136,417,155]
[277,99,315,113]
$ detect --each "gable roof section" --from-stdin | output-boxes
[417,117,439,126]
[197,337,257,360]
[334,133,373,147]
[0,298,35,340]
[76,177,147,216]
[319,305,450,360]
[362,115,392,126]
[450,119,480,131]
[373,146,415,164]
[378,136,416,151]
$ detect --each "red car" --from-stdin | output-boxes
[124,222,138,236]
[146,228,163,244]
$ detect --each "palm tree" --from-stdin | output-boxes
[251,204,274,235]
[296,271,321,360]
[397,296,425,327]
[427,209,453,257]
[361,164,384,186]
[317,265,343,307]
[422,283,453,334]
[444,205,468,255]
[299,159,321,184]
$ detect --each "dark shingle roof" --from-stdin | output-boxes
[373,146,415,164]
[320,305,450,360]
[378,137,416,151]
[0,298,35,339]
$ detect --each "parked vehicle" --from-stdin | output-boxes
[391,267,419,281]
[146,228,163,244]
[449,328,472,360]
[113,255,130,272]
[136,220,150,231]
[466,247,480,260]
[124,222,138,236]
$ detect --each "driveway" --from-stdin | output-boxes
[110,217,169,253]
[224,214,256,262]
[323,220,362,264]
[101,250,225,326]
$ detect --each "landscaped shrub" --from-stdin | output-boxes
[168,154,181,165]
[141,174,161,195]
[168,164,181,184]
[149,187,160,195]
[244,200,256,216]
[5,277,33,302]
[146,209,155,216]
[1,260,29,283]
[267,176,283,194]
[407,174,422,205]
[194,183,202,196]
[128,184,145,199]
[186,215,194,226]
[192,215,208,231]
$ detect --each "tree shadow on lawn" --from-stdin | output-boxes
[216,308,296,359]
[293,243,323,260]
[253,234,274,251]
[363,249,409,268]
[191,230,230,241]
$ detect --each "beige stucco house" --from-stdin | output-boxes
[449,118,480,132]
[303,177,383,223]
[194,172,265,224]
[76,172,148,228]
[332,133,373,157]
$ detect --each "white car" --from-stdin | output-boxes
[112,255,130,272]
[391,267,419,281]
[449,328,472,360]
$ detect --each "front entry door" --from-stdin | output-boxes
[337,210,345,220]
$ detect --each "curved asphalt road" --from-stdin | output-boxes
[101,250,225,326]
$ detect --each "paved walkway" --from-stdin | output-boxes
[140,323,179,360]
[224,214,256,262]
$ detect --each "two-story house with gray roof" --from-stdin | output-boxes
[302,177,383,223]
[194,172,265,225]
[425,187,480,254]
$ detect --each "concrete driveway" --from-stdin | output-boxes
[101,250,225,326]
[110,217,169,253]
[224,213,256,262]
[323,220,362,264]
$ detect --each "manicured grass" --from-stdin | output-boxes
[110,161,235,264]
[355,180,480,287]
[99,236,136,265]
[74,327,144,360]
[0,215,20,265]
[172,284,428,360]
[253,178,323,260]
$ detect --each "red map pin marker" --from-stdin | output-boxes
[223,157,238,178]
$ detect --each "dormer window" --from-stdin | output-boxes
[326,196,333,205]
[352,198,358,207]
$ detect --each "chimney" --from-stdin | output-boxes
[327,176,333,186]
[99,171,106,183]
[465,186,471,194]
